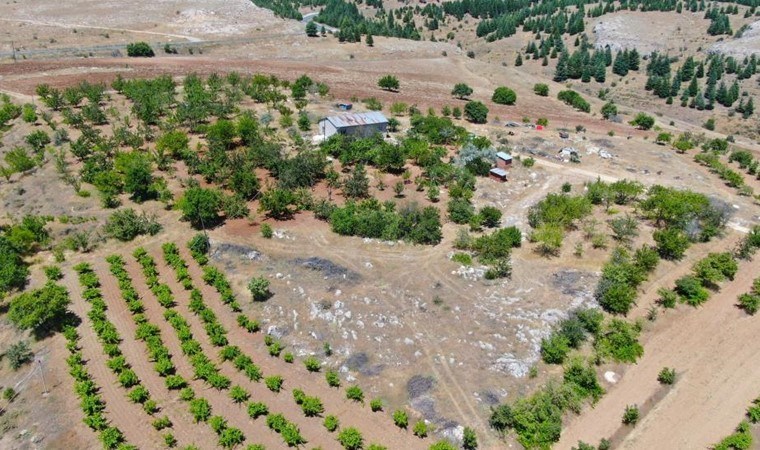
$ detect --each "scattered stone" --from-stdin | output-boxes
[407,375,435,399]
[292,257,360,282]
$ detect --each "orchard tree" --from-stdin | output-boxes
[378,75,400,92]
[305,21,318,37]
[464,101,489,124]
[248,277,271,301]
[451,83,474,100]
[8,282,70,336]
[630,113,655,130]
[176,187,223,228]
[601,101,618,120]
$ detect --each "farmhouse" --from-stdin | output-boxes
[318,111,389,138]
[496,151,513,168]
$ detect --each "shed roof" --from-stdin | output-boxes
[321,111,388,128]
[496,151,512,161]
[490,168,508,177]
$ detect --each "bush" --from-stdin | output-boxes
[533,83,549,96]
[540,334,570,364]
[104,209,162,241]
[304,356,321,372]
[370,398,383,412]
[557,90,590,113]
[6,341,33,370]
[393,409,408,429]
[622,405,640,425]
[492,87,517,105]
[126,42,155,57]
[738,293,760,315]
[674,275,710,306]
[8,282,70,335]
[594,319,643,363]
[346,385,364,403]
[657,367,676,385]
[324,414,339,432]
[248,277,271,301]
[337,427,364,450]
[413,421,429,438]
[657,288,678,308]
[261,223,273,238]
[630,113,655,130]
[653,228,690,260]
[326,369,341,387]
[265,375,283,392]
[464,101,489,124]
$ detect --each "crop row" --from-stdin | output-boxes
[61,294,132,450]
[73,263,174,443]
[118,251,248,448]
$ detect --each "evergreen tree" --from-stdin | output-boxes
[366,33,374,46]
[554,52,569,81]
[515,53,523,66]
[613,51,629,76]
[687,75,699,97]
[604,46,613,66]
[594,59,606,82]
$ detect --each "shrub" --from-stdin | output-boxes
[261,223,273,238]
[413,421,429,438]
[657,288,678,308]
[622,405,640,425]
[189,398,212,422]
[104,209,162,241]
[738,293,760,315]
[540,334,570,364]
[6,341,34,370]
[463,427,478,450]
[337,427,364,450]
[594,319,643,363]
[533,83,549,96]
[393,409,409,429]
[657,367,676,385]
[326,369,341,387]
[346,385,364,403]
[674,275,710,306]
[324,414,339,432]
[557,90,590,112]
[126,42,155,57]
[265,375,283,392]
[370,398,383,412]
[653,228,690,260]
[247,402,268,419]
[492,87,517,105]
[464,101,489,124]
[297,355,318,371]
[248,277,271,301]
[630,113,655,130]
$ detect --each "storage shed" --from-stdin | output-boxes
[318,111,388,138]
[495,151,513,168]
[489,167,508,182]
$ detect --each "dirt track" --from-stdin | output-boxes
[557,256,760,449]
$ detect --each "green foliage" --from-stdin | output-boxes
[0,236,29,295]
[189,398,212,422]
[429,441,457,450]
[630,112,655,130]
[657,367,676,385]
[464,101,489,123]
[6,341,33,370]
[330,199,442,245]
[346,385,364,403]
[594,319,643,363]
[557,90,590,112]
[653,228,690,260]
[563,358,604,402]
[413,420,429,438]
[692,252,737,288]
[533,83,549,96]
[452,83,474,99]
[104,209,162,241]
[324,415,339,432]
[492,87,517,105]
[8,282,70,335]
[326,369,341,388]
[463,426,478,450]
[248,277,271,301]
[370,398,383,412]
[541,333,571,364]
[714,421,753,450]
[126,42,155,57]
[622,405,640,425]
[393,409,409,429]
[265,375,283,392]
[378,75,400,91]
[600,101,618,120]
[674,275,710,306]
[177,187,223,228]
[337,427,364,450]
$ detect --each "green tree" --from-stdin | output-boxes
[463,427,478,450]
[491,87,517,105]
[305,21,318,37]
[8,282,70,335]
[378,75,400,92]
[630,113,655,130]
[464,101,488,124]
[337,427,364,450]
[366,33,374,46]
[126,42,154,57]
[533,83,549,96]
[258,188,298,220]
[451,83,474,100]
[176,187,223,228]
[6,341,33,370]
[601,101,618,120]
[343,165,370,199]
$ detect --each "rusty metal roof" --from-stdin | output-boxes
[321,111,388,128]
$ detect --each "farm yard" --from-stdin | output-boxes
[0,0,760,448]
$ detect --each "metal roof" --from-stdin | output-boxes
[496,151,512,161]
[490,168,508,177]
[321,111,388,128]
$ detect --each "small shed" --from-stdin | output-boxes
[489,167,508,182]
[318,111,389,138]
[495,151,513,168]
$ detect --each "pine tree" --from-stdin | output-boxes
[594,59,606,82]
[613,51,629,76]
[554,52,569,81]
[716,81,729,106]
[628,48,640,70]
[515,53,523,67]
[687,75,699,97]
[542,55,549,66]
[366,33,374,47]
[728,80,740,105]
[604,46,613,66]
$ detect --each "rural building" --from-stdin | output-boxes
[496,151,513,168]
[318,111,388,138]
[489,167,508,182]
